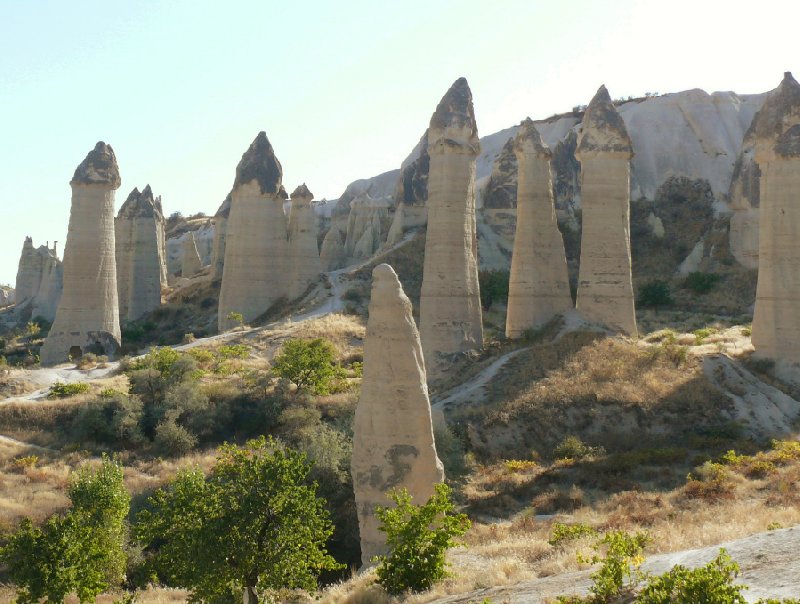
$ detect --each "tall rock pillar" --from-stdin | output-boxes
[218,132,289,330]
[352,263,445,565]
[41,142,122,365]
[210,193,231,280]
[181,232,202,278]
[418,78,483,379]
[575,86,637,337]
[751,72,800,361]
[506,119,573,337]
[287,184,321,299]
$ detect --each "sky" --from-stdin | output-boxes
[1,0,797,285]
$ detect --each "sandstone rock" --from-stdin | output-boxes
[646,212,665,238]
[320,225,347,271]
[287,184,321,299]
[419,78,484,379]
[506,119,572,338]
[14,237,41,305]
[181,231,203,278]
[386,202,405,245]
[751,73,800,362]
[41,142,122,365]
[0,287,13,308]
[575,86,637,337]
[210,193,231,280]
[31,249,63,323]
[218,132,289,330]
[344,193,391,260]
[351,263,445,564]
[483,137,518,209]
[115,185,166,321]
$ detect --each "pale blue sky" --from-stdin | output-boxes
[1,0,796,285]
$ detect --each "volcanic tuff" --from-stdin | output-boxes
[351,263,445,564]
[287,184,322,299]
[210,193,231,280]
[419,77,483,380]
[181,231,203,278]
[41,142,122,365]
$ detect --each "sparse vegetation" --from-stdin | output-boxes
[48,381,90,398]
[683,271,722,295]
[272,338,347,395]
[638,280,673,308]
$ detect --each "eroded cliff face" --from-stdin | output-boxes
[14,237,63,321]
[419,77,483,380]
[218,132,289,330]
[210,193,231,280]
[287,184,322,299]
[41,142,122,365]
[751,73,800,362]
[351,263,444,564]
[181,231,203,278]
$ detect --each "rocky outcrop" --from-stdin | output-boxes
[419,78,484,379]
[210,193,231,280]
[218,132,289,330]
[344,193,391,260]
[41,142,122,365]
[181,231,202,278]
[483,137,517,209]
[115,185,166,322]
[320,226,347,271]
[575,86,637,337]
[0,287,13,308]
[15,237,41,305]
[751,73,800,362]
[506,119,572,338]
[351,263,445,564]
[31,249,63,323]
[287,184,321,299]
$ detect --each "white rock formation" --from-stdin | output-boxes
[0,287,13,308]
[646,212,665,239]
[181,231,203,278]
[320,225,347,271]
[506,119,572,338]
[210,193,231,280]
[287,184,321,299]
[115,185,166,322]
[14,237,63,321]
[351,263,445,564]
[751,72,800,362]
[41,142,122,365]
[575,86,637,337]
[419,78,484,379]
[344,193,391,261]
[218,132,289,330]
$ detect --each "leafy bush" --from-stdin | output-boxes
[479,269,509,311]
[272,338,346,395]
[48,381,90,398]
[548,522,599,547]
[374,483,471,594]
[683,271,721,295]
[638,549,746,603]
[70,393,144,447]
[553,436,605,461]
[638,280,673,308]
[154,417,197,456]
[135,437,341,602]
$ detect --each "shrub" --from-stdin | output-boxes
[374,483,470,594]
[638,280,673,308]
[216,344,249,359]
[70,393,144,447]
[48,381,90,398]
[272,338,346,395]
[154,417,197,456]
[683,271,722,295]
[135,437,341,602]
[553,436,605,461]
[479,269,509,311]
[549,522,599,547]
[225,311,245,330]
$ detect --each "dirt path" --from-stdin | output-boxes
[433,525,800,603]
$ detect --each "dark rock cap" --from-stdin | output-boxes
[278,185,289,200]
[429,77,479,140]
[514,117,552,158]
[71,141,121,188]
[747,72,800,149]
[234,131,283,195]
[291,183,313,200]
[117,185,159,218]
[576,85,633,155]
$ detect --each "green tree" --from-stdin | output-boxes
[0,456,130,603]
[135,437,341,603]
[272,338,345,395]
[226,311,245,330]
[375,483,471,595]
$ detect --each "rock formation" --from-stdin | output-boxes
[0,287,13,308]
[751,72,800,361]
[218,132,289,330]
[418,78,484,379]
[483,137,518,210]
[115,185,166,322]
[210,193,231,280]
[343,193,391,261]
[287,184,321,299]
[320,226,347,271]
[41,142,122,365]
[351,263,445,564]
[506,119,572,338]
[14,237,63,320]
[181,231,203,278]
[574,86,637,337]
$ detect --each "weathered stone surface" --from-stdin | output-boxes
[0,287,13,308]
[41,142,121,365]
[14,238,63,322]
[751,73,800,362]
[506,119,572,338]
[210,193,231,280]
[344,193,391,260]
[287,184,321,299]
[419,78,484,379]
[320,226,346,271]
[218,132,289,330]
[575,86,637,337]
[483,137,518,209]
[115,185,166,321]
[15,237,43,305]
[386,202,405,245]
[181,231,203,278]
[351,263,445,564]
